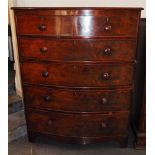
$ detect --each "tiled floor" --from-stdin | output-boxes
[9,135,145,155]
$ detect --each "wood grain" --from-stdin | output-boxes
[13,7,142,146]
[18,38,137,62]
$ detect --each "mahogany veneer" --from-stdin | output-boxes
[21,61,134,87]
[13,7,143,147]
[23,85,132,112]
[18,38,137,62]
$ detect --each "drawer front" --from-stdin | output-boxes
[15,14,139,37]
[18,38,136,61]
[75,15,139,37]
[23,85,132,112]
[15,15,73,36]
[27,109,129,137]
[21,62,134,87]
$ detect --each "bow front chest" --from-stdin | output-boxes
[13,7,142,147]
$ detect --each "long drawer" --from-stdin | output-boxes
[27,109,130,137]
[23,85,132,112]
[18,38,137,61]
[15,10,139,37]
[21,61,134,87]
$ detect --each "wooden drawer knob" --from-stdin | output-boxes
[40,47,48,53]
[47,120,52,126]
[44,95,51,102]
[103,73,110,79]
[104,48,111,55]
[105,25,112,31]
[102,97,108,104]
[38,24,47,31]
[42,71,49,78]
[101,122,107,128]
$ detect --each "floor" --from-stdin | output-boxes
[9,134,145,155]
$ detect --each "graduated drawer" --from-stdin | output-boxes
[21,62,134,87]
[18,38,137,61]
[27,109,129,137]
[23,85,132,112]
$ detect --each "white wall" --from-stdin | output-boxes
[9,0,23,97]
[15,0,145,17]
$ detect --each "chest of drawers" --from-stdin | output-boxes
[13,7,142,147]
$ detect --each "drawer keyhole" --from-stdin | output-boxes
[47,120,52,126]
[106,17,110,22]
[73,40,77,46]
[101,122,107,128]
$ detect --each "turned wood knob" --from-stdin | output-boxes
[40,47,48,53]
[42,71,49,77]
[38,24,47,31]
[101,122,107,128]
[47,120,52,126]
[104,48,111,55]
[44,95,51,102]
[102,97,108,104]
[105,25,112,31]
[103,73,110,79]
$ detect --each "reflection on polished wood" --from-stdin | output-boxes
[14,8,141,38]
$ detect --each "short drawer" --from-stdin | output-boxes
[23,85,132,112]
[18,38,137,61]
[21,62,134,87]
[27,109,129,137]
[15,15,73,36]
[75,15,139,37]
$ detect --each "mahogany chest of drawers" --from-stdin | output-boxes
[13,7,142,147]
